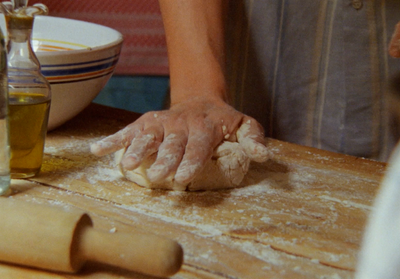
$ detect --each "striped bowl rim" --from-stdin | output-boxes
[34,38,121,84]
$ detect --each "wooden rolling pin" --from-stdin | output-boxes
[0,198,183,277]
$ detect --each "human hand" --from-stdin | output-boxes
[90,97,270,186]
[389,22,400,57]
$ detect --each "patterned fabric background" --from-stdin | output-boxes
[30,0,169,75]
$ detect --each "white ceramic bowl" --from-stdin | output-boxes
[1,15,123,130]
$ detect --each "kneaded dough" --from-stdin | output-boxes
[115,141,250,191]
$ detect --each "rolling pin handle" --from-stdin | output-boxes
[78,226,184,277]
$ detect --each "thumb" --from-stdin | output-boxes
[236,118,270,163]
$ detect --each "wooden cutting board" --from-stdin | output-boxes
[1,104,386,278]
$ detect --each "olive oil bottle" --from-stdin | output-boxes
[9,93,50,177]
[1,1,50,178]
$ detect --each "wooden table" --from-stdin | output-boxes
[0,104,386,279]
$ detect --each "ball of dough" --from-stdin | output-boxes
[115,141,251,191]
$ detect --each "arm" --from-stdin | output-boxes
[91,0,269,186]
[159,0,228,104]
[389,22,400,58]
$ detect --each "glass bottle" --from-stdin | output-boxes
[1,1,50,178]
[0,26,9,195]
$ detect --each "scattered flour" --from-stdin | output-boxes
[319,195,372,210]
[40,135,360,278]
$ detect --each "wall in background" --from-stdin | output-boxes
[28,1,170,113]
[30,0,168,75]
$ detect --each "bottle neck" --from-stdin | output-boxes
[7,27,40,71]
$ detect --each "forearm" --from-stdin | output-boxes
[159,0,228,104]
[389,22,400,57]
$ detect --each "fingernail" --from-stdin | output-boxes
[175,161,200,185]
[121,155,140,170]
[90,143,101,155]
[90,140,115,156]
[252,145,270,162]
[147,164,168,182]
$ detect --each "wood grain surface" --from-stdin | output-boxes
[0,104,387,278]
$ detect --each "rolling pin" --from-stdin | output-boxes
[0,198,183,277]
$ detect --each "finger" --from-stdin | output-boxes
[236,118,270,162]
[174,131,214,185]
[389,23,400,58]
[146,133,186,182]
[121,128,163,170]
[90,124,140,157]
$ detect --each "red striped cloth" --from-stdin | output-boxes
[30,0,169,75]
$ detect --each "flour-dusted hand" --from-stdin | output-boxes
[91,97,270,186]
[389,22,400,58]
[92,0,271,188]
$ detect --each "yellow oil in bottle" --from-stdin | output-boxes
[9,93,50,178]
